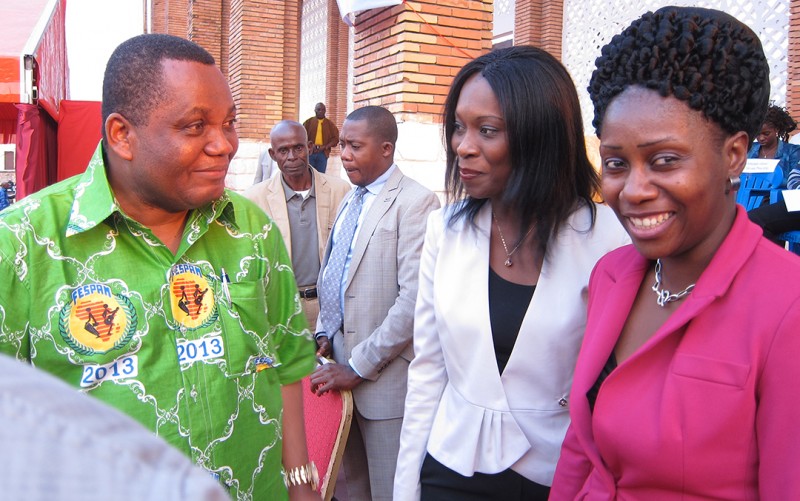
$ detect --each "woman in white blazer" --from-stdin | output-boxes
[393,46,629,500]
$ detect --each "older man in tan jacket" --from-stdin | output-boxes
[245,120,350,326]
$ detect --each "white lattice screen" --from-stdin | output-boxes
[496,0,514,14]
[561,0,789,134]
[300,0,329,121]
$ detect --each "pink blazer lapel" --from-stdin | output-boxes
[569,250,645,470]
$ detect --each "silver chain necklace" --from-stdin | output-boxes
[492,212,534,267]
[651,259,696,307]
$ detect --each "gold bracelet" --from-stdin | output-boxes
[283,462,319,491]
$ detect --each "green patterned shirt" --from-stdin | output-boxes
[0,145,317,500]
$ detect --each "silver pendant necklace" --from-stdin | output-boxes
[651,259,696,307]
[492,212,534,267]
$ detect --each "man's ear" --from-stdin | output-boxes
[105,113,135,161]
[268,147,277,162]
[381,141,394,159]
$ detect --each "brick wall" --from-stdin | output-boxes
[351,0,492,124]
[515,0,564,60]
[789,0,800,118]
[151,0,189,37]
[188,0,224,67]
[283,0,303,121]
[228,0,301,141]
[326,0,349,128]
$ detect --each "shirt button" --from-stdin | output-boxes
[558,398,568,407]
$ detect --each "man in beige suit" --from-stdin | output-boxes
[244,120,350,327]
[309,106,440,501]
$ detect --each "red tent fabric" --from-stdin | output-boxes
[57,100,102,181]
[1,0,67,199]
[0,103,17,143]
[15,103,57,199]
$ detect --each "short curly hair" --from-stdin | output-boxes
[589,6,770,143]
[763,105,797,142]
[102,34,216,135]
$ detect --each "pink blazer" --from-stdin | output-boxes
[551,207,800,500]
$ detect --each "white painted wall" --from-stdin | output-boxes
[66,0,144,101]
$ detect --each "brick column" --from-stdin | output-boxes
[188,0,224,68]
[150,0,189,37]
[351,0,492,124]
[281,0,303,121]
[514,0,564,60]
[789,0,800,118]
[228,0,301,141]
[326,0,350,128]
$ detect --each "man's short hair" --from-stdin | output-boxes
[101,34,216,133]
[346,106,398,145]
[270,120,308,144]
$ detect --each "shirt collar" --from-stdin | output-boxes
[363,163,396,196]
[66,142,237,237]
[279,168,316,201]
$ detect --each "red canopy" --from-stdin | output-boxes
[0,0,67,110]
[0,0,68,198]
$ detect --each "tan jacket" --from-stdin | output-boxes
[244,168,351,261]
[317,167,440,420]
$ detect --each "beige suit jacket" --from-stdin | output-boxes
[244,168,351,262]
[318,167,440,420]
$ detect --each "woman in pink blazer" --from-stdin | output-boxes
[550,7,800,500]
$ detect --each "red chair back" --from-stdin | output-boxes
[302,372,353,500]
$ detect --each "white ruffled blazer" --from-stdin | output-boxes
[393,201,629,500]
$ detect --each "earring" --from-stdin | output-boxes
[725,175,741,194]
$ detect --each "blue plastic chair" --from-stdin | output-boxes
[740,169,800,255]
[779,231,800,254]
[736,167,783,210]
[774,188,800,255]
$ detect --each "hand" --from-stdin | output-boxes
[309,362,363,396]
[315,336,331,358]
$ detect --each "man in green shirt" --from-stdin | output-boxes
[0,34,319,500]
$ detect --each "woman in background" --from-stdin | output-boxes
[393,45,629,501]
[748,163,800,245]
[748,107,800,245]
[551,7,800,499]
[747,104,800,187]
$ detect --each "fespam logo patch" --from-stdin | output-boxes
[59,283,137,355]
[169,263,217,330]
